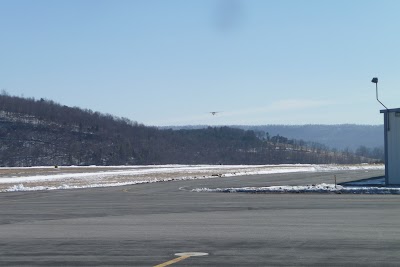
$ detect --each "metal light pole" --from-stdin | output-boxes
[371,77,390,130]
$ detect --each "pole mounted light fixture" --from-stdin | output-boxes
[372,77,390,130]
[371,77,388,110]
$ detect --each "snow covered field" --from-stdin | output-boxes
[0,164,385,193]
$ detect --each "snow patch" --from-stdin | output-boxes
[192,181,400,195]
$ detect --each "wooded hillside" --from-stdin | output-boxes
[0,93,378,167]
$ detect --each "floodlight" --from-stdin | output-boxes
[372,77,390,130]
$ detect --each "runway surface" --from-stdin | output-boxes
[2,168,399,266]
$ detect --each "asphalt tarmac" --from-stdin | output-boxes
[2,169,400,266]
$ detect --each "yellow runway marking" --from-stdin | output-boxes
[154,255,190,267]
[154,252,208,267]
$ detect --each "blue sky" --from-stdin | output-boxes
[1,0,400,126]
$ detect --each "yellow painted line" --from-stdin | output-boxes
[154,255,190,267]
[154,252,208,266]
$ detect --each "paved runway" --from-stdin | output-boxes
[2,169,400,266]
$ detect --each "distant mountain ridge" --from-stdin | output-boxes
[164,124,384,151]
[235,125,383,151]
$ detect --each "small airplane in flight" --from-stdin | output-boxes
[209,111,220,116]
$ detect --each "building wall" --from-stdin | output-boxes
[387,111,400,184]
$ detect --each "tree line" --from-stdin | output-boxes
[0,92,381,167]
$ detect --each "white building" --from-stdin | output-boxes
[381,109,400,185]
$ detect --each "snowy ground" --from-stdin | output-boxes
[191,169,400,194]
[192,180,400,195]
[0,164,385,193]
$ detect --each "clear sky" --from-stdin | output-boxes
[1,0,399,126]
